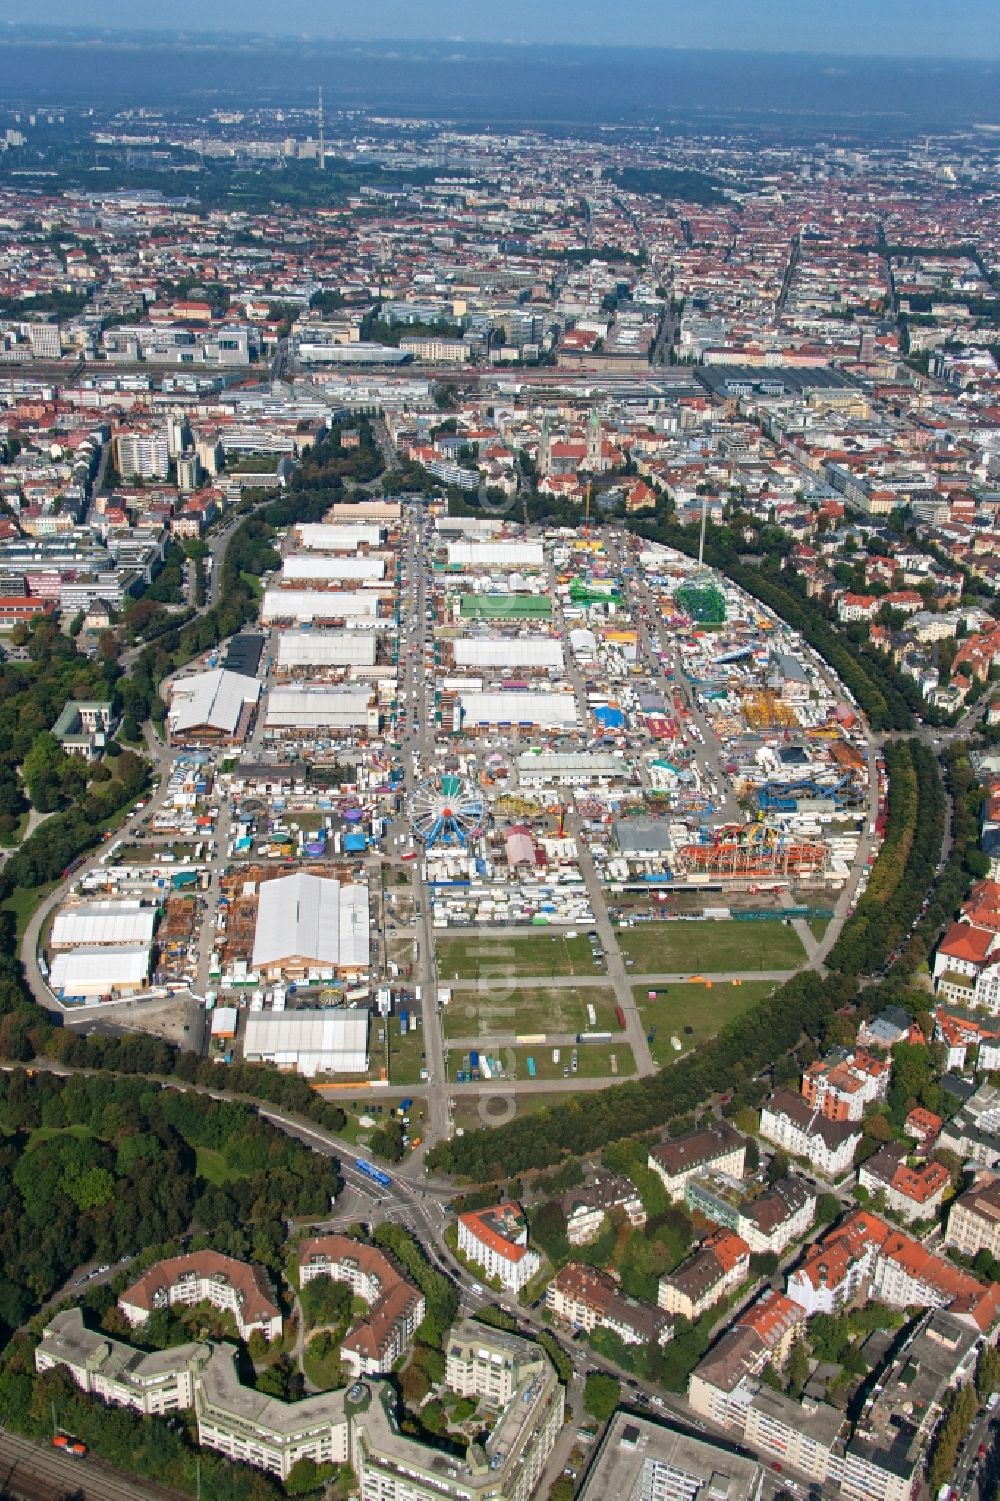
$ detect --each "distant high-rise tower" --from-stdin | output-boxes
[317,87,325,171]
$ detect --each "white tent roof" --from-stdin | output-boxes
[265,686,373,729]
[447,541,544,568]
[458,690,578,728]
[252,873,370,971]
[262,590,382,624]
[168,669,260,736]
[51,903,157,949]
[276,631,377,669]
[50,946,150,997]
[453,637,563,669]
[243,1009,369,1076]
[282,555,386,582]
[296,523,383,551]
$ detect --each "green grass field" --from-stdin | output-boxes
[449,1041,634,1083]
[26,1123,95,1152]
[451,1090,571,1134]
[195,1145,252,1185]
[388,1018,426,1085]
[435,933,602,980]
[618,919,805,973]
[634,979,778,1064]
[443,986,621,1040]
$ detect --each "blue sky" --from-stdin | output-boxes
[8,0,1000,59]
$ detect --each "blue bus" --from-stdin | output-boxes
[355,1158,391,1189]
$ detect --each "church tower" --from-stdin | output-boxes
[586,407,602,472]
[539,413,552,477]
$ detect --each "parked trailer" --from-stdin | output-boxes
[527,1057,537,1078]
[576,1031,613,1044]
[615,1005,627,1029]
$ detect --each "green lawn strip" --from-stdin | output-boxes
[387,1017,426,1086]
[634,979,777,1063]
[434,933,601,980]
[618,919,805,973]
[442,986,620,1040]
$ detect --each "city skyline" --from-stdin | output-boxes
[6,0,1000,61]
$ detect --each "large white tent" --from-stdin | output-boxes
[50,946,151,999]
[168,669,260,739]
[296,523,383,551]
[51,902,157,950]
[242,1010,369,1077]
[252,873,370,976]
[457,690,578,729]
[447,541,544,568]
[261,590,383,625]
[281,556,386,583]
[264,686,376,731]
[453,638,563,670]
[276,632,377,671]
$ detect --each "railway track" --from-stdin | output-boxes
[0,1432,184,1501]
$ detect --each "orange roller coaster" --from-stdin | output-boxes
[679,823,827,877]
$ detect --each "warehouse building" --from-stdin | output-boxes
[261,589,384,625]
[457,690,577,730]
[242,1010,369,1076]
[50,945,151,1000]
[280,555,387,583]
[50,901,158,950]
[447,541,544,569]
[453,637,564,671]
[264,685,379,733]
[168,669,261,743]
[276,631,378,673]
[252,871,370,979]
[296,523,383,551]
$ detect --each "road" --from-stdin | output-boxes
[0,1429,185,1501]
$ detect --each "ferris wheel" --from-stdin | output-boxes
[409,773,484,848]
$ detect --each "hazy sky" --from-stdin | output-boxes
[8,0,1000,60]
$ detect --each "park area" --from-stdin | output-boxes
[618,918,806,973]
[634,978,778,1064]
[442,986,621,1040]
[434,932,603,980]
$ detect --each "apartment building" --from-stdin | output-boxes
[759,1089,861,1178]
[684,1170,815,1256]
[946,1174,1000,1259]
[546,1263,673,1348]
[647,1123,746,1201]
[36,1308,347,1481]
[456,1204,540,1293]
[801,1047,890,1121]
[194,1344,349,1480]
[658,1231,750,1321]
[119,1251,282,1342]
[856,1144,950,1224]
[688,1290,807,1430]
[577,1413,763,1501]
[36,1308,205,1418]
[787,1211,1000,1330]
[297,1236,425,1377]
[560,1172,646,1244]
[355,1325,564,1501]
[37,1311,561,1491]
